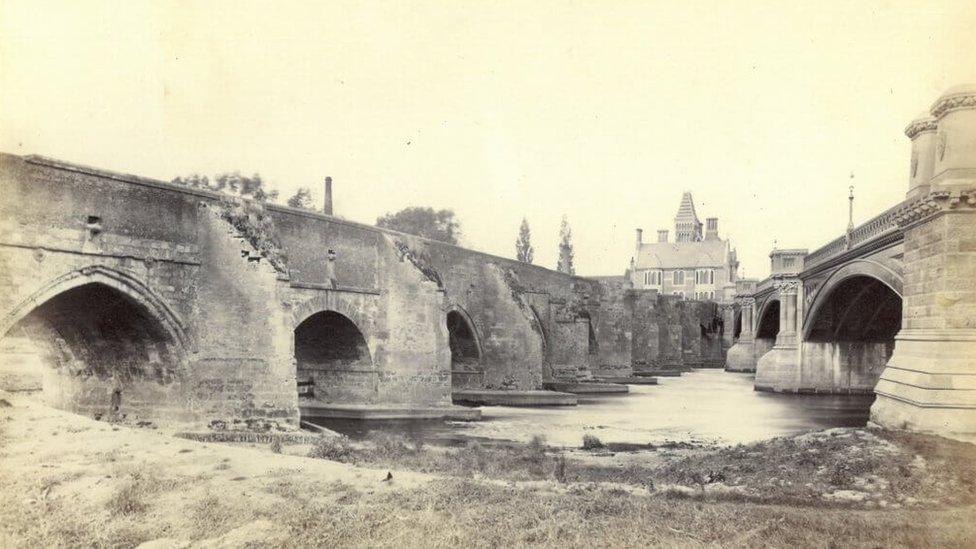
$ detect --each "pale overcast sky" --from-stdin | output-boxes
[1,1,974,278]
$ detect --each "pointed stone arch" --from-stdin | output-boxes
[446,304,483,362]
[0,265,188,353]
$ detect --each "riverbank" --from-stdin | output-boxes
[1,393,974,548]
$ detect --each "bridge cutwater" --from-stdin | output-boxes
[0,85,974,441]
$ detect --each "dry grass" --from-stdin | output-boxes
[3,398,976,548]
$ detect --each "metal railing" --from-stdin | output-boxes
[803,202,904,271]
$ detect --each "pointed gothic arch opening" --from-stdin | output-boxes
[447,309,482,389]
[1,281,183,418]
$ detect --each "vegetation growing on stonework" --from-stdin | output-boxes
[172,171,280,203]
[393,241,443,287]
[377,207,461,245]
[170,171,289,272]
[556,214,575,275]
[217,198,288,273]
[285,187,315,210]
[515,217,534,263]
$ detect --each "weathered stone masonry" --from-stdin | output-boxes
[0,151,727,429]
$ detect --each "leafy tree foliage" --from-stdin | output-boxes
[556,215,575,275]
[376,207,460,245]
[286,187,315,210]
[171,171,279,203]
[516,217,534,263]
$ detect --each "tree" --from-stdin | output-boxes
[170,171,279,203]
[376,207,460,245]
[515,217,534,263]
[286,187,315,210]
[556,214,575,275]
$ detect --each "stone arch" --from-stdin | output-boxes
[293,308,375,406]
[290,295,374,357]
[803,275,902,343]
[1,265,188,352]
[802,260,903,338]
[0,265,187,418]
[446,305,482,389]
[755,297,781,339]
[446,305,482,362]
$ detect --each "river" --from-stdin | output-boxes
[313,369,876,448]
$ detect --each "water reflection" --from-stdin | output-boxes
[311,369,875,448]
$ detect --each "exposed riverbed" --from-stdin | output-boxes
[314,369,876,447]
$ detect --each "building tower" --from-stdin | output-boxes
[674,192,703,242]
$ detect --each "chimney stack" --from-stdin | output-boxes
[705,217,719,239]
[635,228,643,246]
[657,229,669,243]
[323,176,333,216]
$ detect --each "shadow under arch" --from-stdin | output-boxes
[446,304,482,361]
[446,304,483,389]
[1,265,188,353]
[0,266,188,419]
[802,260,903,340]
[294,308,375,407]
[755,299,780,339]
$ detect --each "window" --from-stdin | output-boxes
[673,291,684,298]
[783,257,795,268]
[695,269,714,285]
[673,270,685,285]
[643,270,661,286]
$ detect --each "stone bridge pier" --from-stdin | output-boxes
[730,85,976,440]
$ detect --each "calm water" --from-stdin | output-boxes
[312,369,875,448]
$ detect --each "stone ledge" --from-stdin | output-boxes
[452,390,577,407]
[542,381,629,394]
[591,376,659,385]
[300,403,481,421]
[754,386,875,395]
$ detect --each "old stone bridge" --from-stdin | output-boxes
[726,85,976,440]
[0,151,725,431]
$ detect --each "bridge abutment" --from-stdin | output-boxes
[871,85,976,441]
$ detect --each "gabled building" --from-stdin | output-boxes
[629,192,739,302]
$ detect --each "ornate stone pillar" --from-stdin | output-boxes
[720,303,737,348]
[755,279,802,390]
[775,281,799,348]
[725,297,757,372]
[871,85,976,441]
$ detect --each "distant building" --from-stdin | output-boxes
[629,192,739,302]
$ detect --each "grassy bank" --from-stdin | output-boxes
[1,394,975,548]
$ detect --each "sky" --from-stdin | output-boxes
[1,1,974,278]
